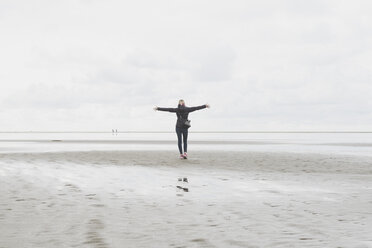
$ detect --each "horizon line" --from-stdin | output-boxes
[1,131,372,134]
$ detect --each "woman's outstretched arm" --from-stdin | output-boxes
[187,104,210,112]
[154,107,177,112]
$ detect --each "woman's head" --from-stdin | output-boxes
[178,99,185,106]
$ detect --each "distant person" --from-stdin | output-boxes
[154,99,210,159]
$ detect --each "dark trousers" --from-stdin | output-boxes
[176,127,188,154]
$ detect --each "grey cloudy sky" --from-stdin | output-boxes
[0,0,371,131]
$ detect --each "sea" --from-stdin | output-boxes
[1,132,372,157]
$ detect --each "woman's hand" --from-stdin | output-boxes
[206,104,210,108]
[153,106,159,111]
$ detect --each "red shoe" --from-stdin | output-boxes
[183,152,188,159]
[179,154,185,159]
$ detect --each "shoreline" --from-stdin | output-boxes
[1,139,372,147]
[1,150,372,172]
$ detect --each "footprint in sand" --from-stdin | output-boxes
[91,204,105,208]
[65,183,82,192]
[85,194,98,200]
[263,202,280,208]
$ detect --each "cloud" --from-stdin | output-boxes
[190,46,236,82]
[0,0,372,130]
[3,83,123,109]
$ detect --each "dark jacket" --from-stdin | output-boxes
[157,104,207,128]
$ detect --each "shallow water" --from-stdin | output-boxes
[1,132,372,156]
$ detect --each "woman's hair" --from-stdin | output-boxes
[178,99,185,108]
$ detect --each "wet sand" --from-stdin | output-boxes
[1,151,372,248]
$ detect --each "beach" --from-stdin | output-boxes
[2,0,371,246]
[1,149,372,248]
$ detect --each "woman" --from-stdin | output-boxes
[154,100,210,159]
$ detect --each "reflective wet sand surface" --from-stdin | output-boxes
[1,151,372,248]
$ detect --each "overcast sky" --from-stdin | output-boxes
[0,0,371,131]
